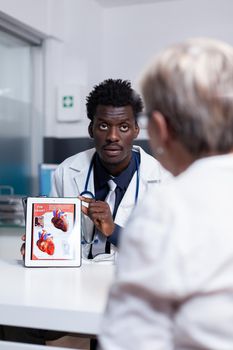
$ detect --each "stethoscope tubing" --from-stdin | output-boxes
[80,151,139,202]
[80,151,140,245]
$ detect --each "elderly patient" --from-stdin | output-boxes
[98,38,233,350]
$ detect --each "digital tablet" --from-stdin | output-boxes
[25,197,81,267]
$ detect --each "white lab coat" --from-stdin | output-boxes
[50,146,166,259]
[99,154,233,350]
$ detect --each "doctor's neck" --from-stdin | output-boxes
[98,152,132,177]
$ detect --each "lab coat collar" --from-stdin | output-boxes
[69,148,96,172]
[68,145,160,196]
[69,148,96,196]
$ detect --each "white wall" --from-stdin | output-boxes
[0,0,103,138]
[0,0,49,34]
[101,0,233,139]
[102,0,233,86]
[1,0,233,140]
[44,0,103,138]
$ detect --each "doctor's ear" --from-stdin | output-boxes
[88,122,94,138]
[133,122,140,139]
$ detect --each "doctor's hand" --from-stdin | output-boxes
[78,196,115,237]
[20,234,26,258]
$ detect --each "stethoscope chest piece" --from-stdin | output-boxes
[79,190,95,208]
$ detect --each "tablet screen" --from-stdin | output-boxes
[31,203,76,260]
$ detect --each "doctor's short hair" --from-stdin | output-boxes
[140,38,233,156]
[86,78,143,121]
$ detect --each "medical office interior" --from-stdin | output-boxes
[0,0,233,348]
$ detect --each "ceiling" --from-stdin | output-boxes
[95,0,173,8]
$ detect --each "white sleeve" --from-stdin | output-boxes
[98,188,180,350]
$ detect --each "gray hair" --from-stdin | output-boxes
[140,38,233,156]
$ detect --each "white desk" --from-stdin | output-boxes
[0,257,115,336]
[0,226,24,260]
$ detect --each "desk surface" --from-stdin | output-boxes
[0,258,115,335]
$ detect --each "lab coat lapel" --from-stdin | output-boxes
[69,148,95,196]
[114,172,137,228]
[68,149,95,245]
[73,168,95,197]
[114,146,161,228]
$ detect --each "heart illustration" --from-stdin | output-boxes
[37,229,55,255]
[51,209,68,232]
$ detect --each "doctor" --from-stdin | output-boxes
[51,78,165,261]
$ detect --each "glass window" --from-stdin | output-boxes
[0,30,34,196]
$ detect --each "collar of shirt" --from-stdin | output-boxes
[93,151,139,199]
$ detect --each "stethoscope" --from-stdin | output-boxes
[80,151,140,245]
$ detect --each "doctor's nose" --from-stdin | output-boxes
[106,127,120,142]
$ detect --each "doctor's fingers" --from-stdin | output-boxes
[89,208,113,226]
[81,201,111,218]
[81,204,89,216]
[88,202,111,215]
[80,202,109,217]
[20,234,26,259]
[78,196,95,204]
[92,215,115,236]
[90,209,112,219]
[20,243,25,258]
